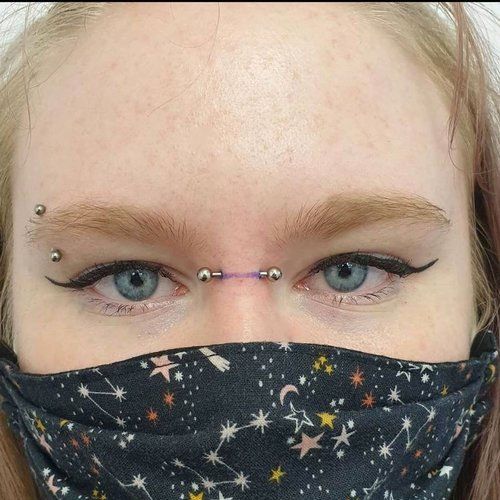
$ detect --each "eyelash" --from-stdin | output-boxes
[300,250,438,307]
[45,252,438,316]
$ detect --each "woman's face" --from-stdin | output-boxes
[11,3,474,374]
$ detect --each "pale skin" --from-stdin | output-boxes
[10,3,475,374]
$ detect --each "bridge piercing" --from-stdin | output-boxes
[197,267,282,282]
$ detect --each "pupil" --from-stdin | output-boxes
[130,271,144,287]
[338,263,352,278]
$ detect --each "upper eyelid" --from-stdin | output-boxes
[306,252,438,278]
[45,260,175,289]
[45,252,438,289]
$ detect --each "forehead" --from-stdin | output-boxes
[13,3,464,221]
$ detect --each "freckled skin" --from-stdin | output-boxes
[11,3,474,373]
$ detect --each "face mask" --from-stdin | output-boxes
[0,329,497,500]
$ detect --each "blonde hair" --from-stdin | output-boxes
[0,3,498,499]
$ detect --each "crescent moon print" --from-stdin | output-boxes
[279,384,300,405]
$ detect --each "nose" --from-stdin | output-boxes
[193,269,294,346]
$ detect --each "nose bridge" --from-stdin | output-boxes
[199,273,289,344]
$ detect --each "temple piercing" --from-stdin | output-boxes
[35,203,280,275]
[34,203,63,263]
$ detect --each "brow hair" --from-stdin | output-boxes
[25,191,451,250]
[272,191,451,248]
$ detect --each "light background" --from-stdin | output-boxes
[0,3,498,81]
[1,2,499,56]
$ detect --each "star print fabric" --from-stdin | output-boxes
[0,329,497,500]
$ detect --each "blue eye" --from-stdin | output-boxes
[113,269,159,301]
[324,262,368,292]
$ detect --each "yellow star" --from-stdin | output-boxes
[316,411,336,430]
[189,492,204,500]
[440,385,448,396]
[317,355,327,365]
[312,360,322,371]
[324,364,333,375]
[269,464,286,483]
[100,495,107,500]
[34,418,46,433]
[92,490,100,498]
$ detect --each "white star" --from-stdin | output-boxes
[332,424,356,449]
[419,364,434,373]
[174,371,184,381]
[116,417,126,428]
[131,474,147,489]
[249,409,272,434]
[220,420,239,442]
[60,486,69,496]
[140,360,148,369]
[191,482,199,491]
[77,384,89,398]
[233,471,250,491]
[118,440,127,449]
[66,423,74,431]
[347,419,355,429]
[42,467,51,477]
[379,442,392,459]
[126,433,135,442]
[439,465,453,479]
[336,449,345,459]
[114,386,127,402]
[284,401,314,433]
[387,386,401,403]
[402,415,412,430]
[287,436,295,444]
[428,407,436,421]
[299,375,306,385]
[421,373,430,383]
[338,398,344,405]
[277,342,292,351]
[172,458,184,468]
[204,450,221,465]
[202,478,217,492]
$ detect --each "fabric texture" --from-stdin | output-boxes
[0,329,497,500]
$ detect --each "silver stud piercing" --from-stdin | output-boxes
[33,205,62,262]
[34,204,46,216]
[50,248,62,262]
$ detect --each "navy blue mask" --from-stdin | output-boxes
[0,329,497,500]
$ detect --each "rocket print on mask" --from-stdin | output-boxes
[0,332,497,500]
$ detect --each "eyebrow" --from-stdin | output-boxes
[25,192,451,250]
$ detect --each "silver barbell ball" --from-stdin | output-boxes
[197,267,213,282]
[34,204,46,216]
[50,248,62,262]
[266,266,282,281]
